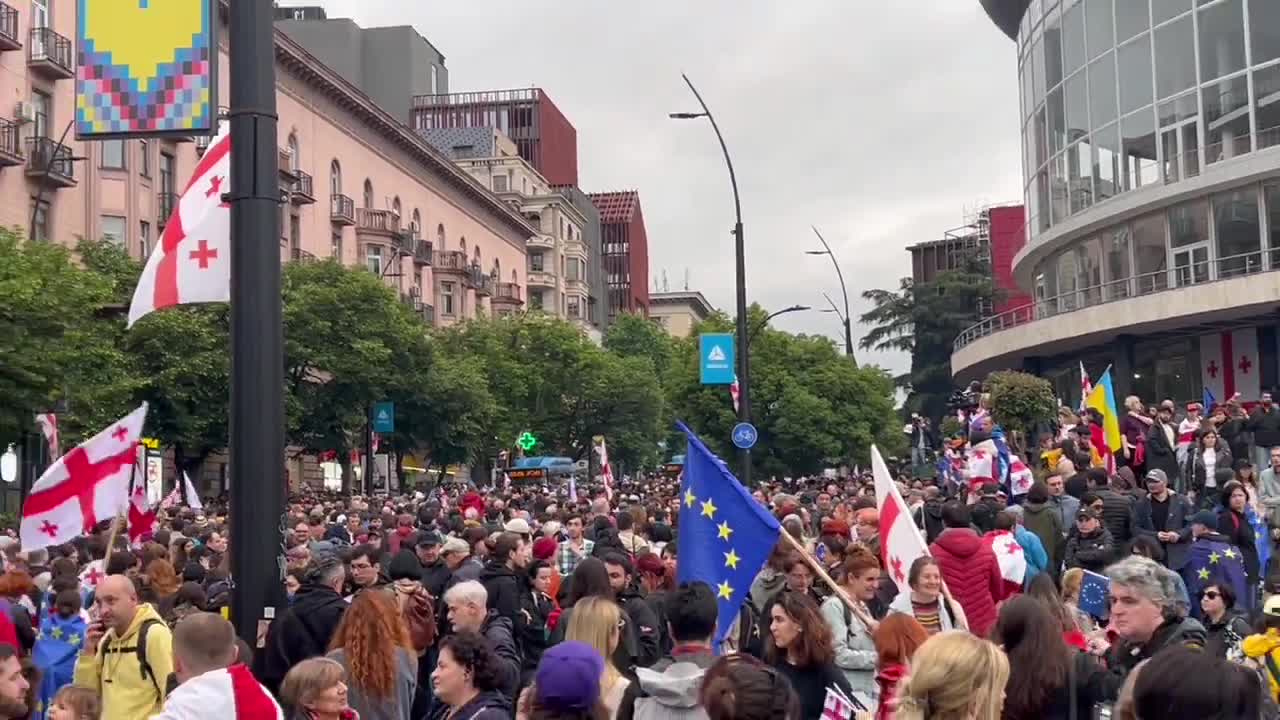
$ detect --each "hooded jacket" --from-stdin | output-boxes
[618,646,716,720]
[914,499,946,544]
[928,528,1002,636]
[424,689,510,720]
[479,561,522,626]
[617,585,662,669]
[748,568,786,614]
[1244,628,1280,702]
[820,595,878,701]
[256,582,348,695]
[73,602,173,720]
[479,611,521,703]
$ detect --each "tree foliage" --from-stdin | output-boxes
[986,370,1057,453]
[858,256,999,421]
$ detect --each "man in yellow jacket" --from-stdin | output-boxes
[74,575,173,719]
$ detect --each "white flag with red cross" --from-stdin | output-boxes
[821,687,856,720]
[983,528,1027,598]
[1200,329,1262,402]
[1009,455,1034,497]
[127,475,158,548]
[873,445,930,596]
[127,125,231,328]
[78,559,106,592]
[20,404,149,551]
[34,413,60,460]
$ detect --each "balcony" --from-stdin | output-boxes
[527,268,557,288]
[27,27,72,80]
[470,268,493,296]
[412,238,433,266]
[493,282,524,306]
[433,249,469,275]
[0,118,22,167]
[290,248,318,264]
[0,3,20,52]
[25,137,75,187]
[355,208,400,238]
[290,170,315,205]
[330,193,355,226]
[421,303,436,326]
[278,148,298,179]
[527,234,555,250]
[157,191,177,226]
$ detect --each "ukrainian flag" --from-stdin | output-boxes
[1085,368,1123,462]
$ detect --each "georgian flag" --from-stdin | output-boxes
[149,664,283,720]
[983,529,1027,598]
[966,440,998,490]
[34,413,59,460]
[1009,456,1034,497]
[873,446,930,596]
[127,470,157,548]
[128,125,231,327]
[20,404,149,551]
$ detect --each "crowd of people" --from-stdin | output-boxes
[0,392,1277,718]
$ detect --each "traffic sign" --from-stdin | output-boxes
[372,402,395,433]
[699,333,735,385]
[731,422,758,449]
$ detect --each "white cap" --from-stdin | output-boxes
[504,518,532,535]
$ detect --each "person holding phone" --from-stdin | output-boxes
[73,575,173,719]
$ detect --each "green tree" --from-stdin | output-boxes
[603,312,675,378]
[859,257,998,421]
[986,370,1057,455]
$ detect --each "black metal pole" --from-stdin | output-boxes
[364,404,374,496]
[228,0,284,646]
[811,227,857,366]
[681,74,751,486]
[28,119,75,241]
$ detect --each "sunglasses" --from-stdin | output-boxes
[1203,590,1221,600]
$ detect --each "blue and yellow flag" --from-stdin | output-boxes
[32,613,86,720]
[675,422,781,644]
[1085,368,1123,458]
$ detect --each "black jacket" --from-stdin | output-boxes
[1250,406,1280,448]
[424,689,511,720]
[1146,421,1182,486]
[1093,488,1136,546]
[1218,508,1261,580]
[1135,493,1194,570]
[479,611,521,703]
[1183,447,1233,497]
[617,585,663,669]
[479,561,522,626]
[1065,527,1115,573]
[1219,415,1251,462]
[1205,611,1252,659]
[256,583,348,694]
[517,589,553,675]
[915,499,946,544]
[420,558,453,600]
[1102,617,1206,698]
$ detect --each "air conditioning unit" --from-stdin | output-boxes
[14,102,36,124]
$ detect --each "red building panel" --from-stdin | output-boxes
[988,205,1031,314]
[589,191,650,318]
[536,90,578,187]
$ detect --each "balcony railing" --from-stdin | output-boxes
[412,238,433,265]
[0,117,21,166]
[355,208,400,236]
[290,170,315,204]
[0,2,20,52]
[433,249,469,272]
[25,137,75,186]
[421,303,436,326]
[290,247,318,263]
[330,194,355,225]
[494,282,523,304]
[953,250,1277,353]
[28,27,72,79]
[278,148,297,179]
[470,268,493,295]
[157,191,177,226]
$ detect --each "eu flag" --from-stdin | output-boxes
[32,612,86,720]
[1181,535,1250,619]
[676,421,781,644]
[1078,569,1110,619]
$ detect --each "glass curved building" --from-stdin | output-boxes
[958,0,1280,405]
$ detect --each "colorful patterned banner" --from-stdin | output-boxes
[75,0,215,139]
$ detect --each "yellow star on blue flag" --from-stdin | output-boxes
[676,421,782,646]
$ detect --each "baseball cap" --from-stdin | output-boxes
[1144,469,1169,485]
[1189,510,1219,528]
[441,537,470,557]
[1265,595,1280,618]
[414,530,442,548]
[534,641,604,711]
[503,518,532,536]
[1076,508,1102,522]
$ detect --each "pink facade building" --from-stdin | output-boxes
[0,1,532,326]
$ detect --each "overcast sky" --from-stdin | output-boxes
[279,1,1023,377]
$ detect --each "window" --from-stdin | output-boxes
[330,160,342,194]
[1115,0,1149,43]
[366,245,383,276]
[441,281,456,315]
[1105,226,1132,299]
[412,209,421,233]
[568,295,581,318]
[160,152,176,194]
[530,252,544,272]
[1153,0,1191,25]
[1203,74,1250,164]
[567,257,582,281]
[1266,184,1280,268]
[331,230,343,260]
[139,221,151,257]
[32,90,50,138]
[1154,15,1195,99]
[1197,0,1244,82]
[1084,0,1114,61]
[1255,65,1280,149]
[99,139,125,170]
[1064,71,1088,142]
[437,223,446,250]
[139,139,151,177]
[363,179,373,208]
[1062,0,1087,76]
[430,65,439,94]
[1121,108,1158,190]
[1117,35,1152,115]
[1252,0,1280,66]
[100,215,126,245]
[1094,123,1121,202]
[529,290,542,310]
[1169,198,1209,248]
[1213,188,1261,278]
[493,175,508,192]
[289,214,300,251]
[1089,53,1118,130]
[287,134,300,173]
[1132,212,1168,293]
[30,198,48,242]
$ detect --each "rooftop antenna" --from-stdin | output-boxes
[662,270,670,293]
[684,269,690,291]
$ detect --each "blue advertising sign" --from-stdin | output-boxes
[699,333,735,385]
[732,422,758,450]
[372,402,395,433]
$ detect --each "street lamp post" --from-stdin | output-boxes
[806,227,857,366]
[671,74,751,484]
[746,305,811,351]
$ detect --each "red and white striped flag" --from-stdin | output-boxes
[1079,361,1093,414]
[128,125,231,327]
[729,375,740,413]
[34,413,59,460]
[822,687,855,720]
[594,435,614,502]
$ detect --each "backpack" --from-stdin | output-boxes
[100,618,165,695]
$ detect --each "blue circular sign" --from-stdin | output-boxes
[732,422,758,450]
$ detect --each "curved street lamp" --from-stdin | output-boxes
[671,73,752,484]
[806,226,857,366]
[747,304,811,350]
[0,446,15,484]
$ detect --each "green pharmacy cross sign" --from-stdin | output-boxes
[517,432,538,452]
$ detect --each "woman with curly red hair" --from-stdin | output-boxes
[327,589,417,720]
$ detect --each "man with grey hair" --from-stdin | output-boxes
[1100,555,1206,698]
[256,557,348,695]
[443,580,519,702]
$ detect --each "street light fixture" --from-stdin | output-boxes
[671,73,752,485]
[0,447,15,484]
[805,227,857,366]
[747,304,811,350]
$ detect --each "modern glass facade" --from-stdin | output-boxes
[1018,0,1280,237]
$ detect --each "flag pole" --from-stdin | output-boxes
[103,511,125,558]
[779,530,875,629]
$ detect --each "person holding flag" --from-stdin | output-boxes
[1084,368,1123,473]
[31,589,86,720]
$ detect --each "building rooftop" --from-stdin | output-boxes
[588,191,640,224]
[650,290,715,318]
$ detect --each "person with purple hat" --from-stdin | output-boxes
[516,641,605,720]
